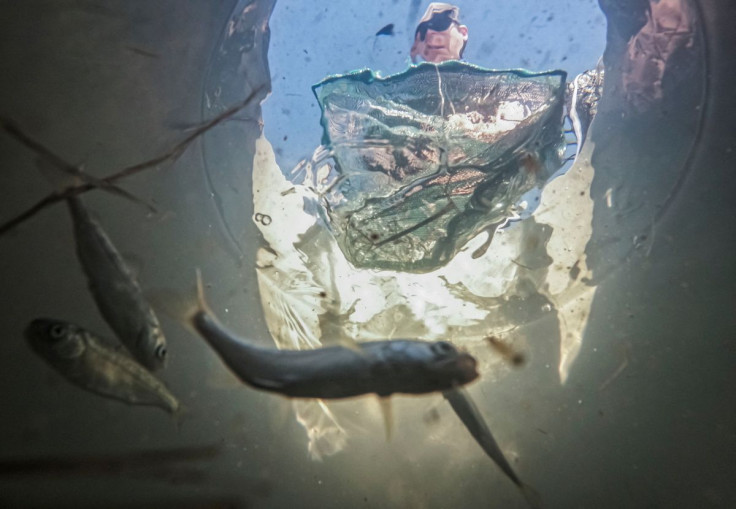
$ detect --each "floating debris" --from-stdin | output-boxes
[485,335,527,367]
[375,23,395,37]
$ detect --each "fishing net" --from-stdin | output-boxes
[313,61,567,273]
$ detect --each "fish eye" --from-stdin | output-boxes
[155,344,167,359]
[49,324,66,340]
[431,341,455,356]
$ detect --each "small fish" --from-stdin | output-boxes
[443,388,541,508]
[485,335,526,367]
[25,318,178,414]
[375,23,395,37]
[0,119,167,370]
[189,273,478,399]
[67,196,167,370]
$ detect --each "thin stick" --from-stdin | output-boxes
[0,118,156,212]
[0,193,62,236]
[0,86,265,237]
[102,86,263,185]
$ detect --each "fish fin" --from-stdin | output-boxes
[337,299,366,355]
[194,269,206,313]
[444,388,528,492]
[146,280,201,334]
[149,269,216,334]
[195,269,217,318]
[320,299,364,355]
[172,403,193,433]
[377,396,394,442]
[147,289,193,323]
[520,482,543,509]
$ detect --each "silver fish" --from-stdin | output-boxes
[25,318,178,414]
[444,388,540,508]
[67,196,167,370]
[189,279,478,399]
[0,119,166,370]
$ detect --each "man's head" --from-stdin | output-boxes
[410,3,469,63]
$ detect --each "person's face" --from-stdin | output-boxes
[411,21,468,63]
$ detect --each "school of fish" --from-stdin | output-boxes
[2,100,540,506]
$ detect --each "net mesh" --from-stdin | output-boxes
[313,61,567,273]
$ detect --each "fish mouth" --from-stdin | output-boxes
[434,353,479,383]
[455,353,479,381]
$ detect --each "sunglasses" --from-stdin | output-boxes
[415,11,459,41]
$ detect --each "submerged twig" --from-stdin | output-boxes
[0,86,264,237]
[0,118,156,213]
[0,193,61,236]
[104,87,263,184]
[0,443,221,477]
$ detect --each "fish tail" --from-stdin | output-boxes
[152,268,216,336]
[520,482,543,509]
[172,403,192,433]
[145,275,202,331]
[195,269,209,315]
[190,269,220,331]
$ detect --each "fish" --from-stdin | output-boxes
[0,119,167,370]
[67,195,167,370]
[444,388,541,508]
[485,335,527,367]
[25,318,178,414]
[189,273,479,399]
[0,117,156,214]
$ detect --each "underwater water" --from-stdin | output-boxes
[0,1,735,508]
